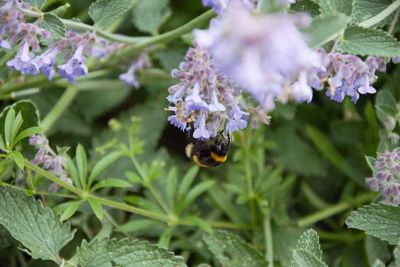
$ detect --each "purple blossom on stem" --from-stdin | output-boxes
[195,3,321,111]
[58,45,88,84]
[366,149,400,206]
[119,53,151,88]
[167,45,248,139]
[29,134,71,191]
[7,41,39,75]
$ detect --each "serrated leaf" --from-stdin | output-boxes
[295,229,323,259]
[40,13,66,40]
[88,197,104,221]
[317,0,352,15]
[203,230,267,267]
[10,151,24,169]
[0,187,74,263]
[91,178,131,192]
[291,230,328,267]
[346,203,400,245]
[89,0,135,29]
[352,0,392,24]
[132,0,171,34]
[291,249,328,267]
[306,13,349,47]
[76,238,186,267]
[26,0,46,9]
[338,26,400,57]
[88,152,122,185]
[60,201,82,221]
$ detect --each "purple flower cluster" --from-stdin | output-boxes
[365,149,400,206]
[0,1,111,84]
[119,53,151,88]
[195,3,321,111]
[166,45,248,139]
[202,0,259,13]
[312,50,383,103]
[29,135,72,191]
[0,0,27,49]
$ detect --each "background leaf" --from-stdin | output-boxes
[132,0,172,34]
[89,0,136,29]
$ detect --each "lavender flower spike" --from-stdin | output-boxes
[195,3,320,111]
[59,45,88,84]
[365,148,400,206]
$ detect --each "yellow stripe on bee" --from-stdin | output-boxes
[210,152,227,163]
[185,143,194,159]
[192,155,210,168]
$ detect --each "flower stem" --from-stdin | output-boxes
[112,10,215,60]
[264,208,274,267]
[296,192,377,228]
[40,86,78,131]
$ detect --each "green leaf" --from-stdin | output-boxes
[291,229,328,267]
[166,167,177,209]
[352,0,392,24]
[0,187,74,263]
[365,156,376,171]
[116,219,162,234]
[66,156,80,188]
[76,144,88,188]
[346,204,400,245]
[177,166,199,200]
[132,0,171,34]
[88,151,122,185]
[178,180,215,213]
[89,0,136,29]
[10,112,23,146]
[91,178,132,192]
[76,238,186,267]
[12,126,44,148]
[317,0,352,15]
[10,151,25,170]
[40,13,66,40]
[26,0,46,9]
[338,26,400,57]
[60,201,82,221]
[4,108,15,146]
[0,100,40,149]
[203,230,267,267]
[306,13,350,47]
[88,197,104,221]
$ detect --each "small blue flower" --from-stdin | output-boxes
[168,115,187,131]
[185,82,209,111]
[193,112,211,139]
[119,54,151,88]
[35,47,60,80]
[7,41,39,75]
[59,46,88,84]
[0,40,11,49]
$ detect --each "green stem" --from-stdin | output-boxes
[40,86,78,131]
[0,181,77,199]
[112,10,215,60]
[301,182,329,210]
[18,7,146,44]
[297,192,377,228]
[264,209,274,267]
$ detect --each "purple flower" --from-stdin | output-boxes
[195,4,321,111]
[59,45,88,84]
[0,39,11,49]
[119,54,151,88]
[7,41,39,75]
[166,45,248,139]
[365,149,400,206]
[320,52,380,103]
[35,46,61,80]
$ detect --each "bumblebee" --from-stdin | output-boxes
[186,130,232,167]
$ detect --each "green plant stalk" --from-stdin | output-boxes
[297,192,377,228]
[301,182,330,210]
[40,86,78,131]
[264,209,274,267]
[0,181,77,199]
[112,10,215,60]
